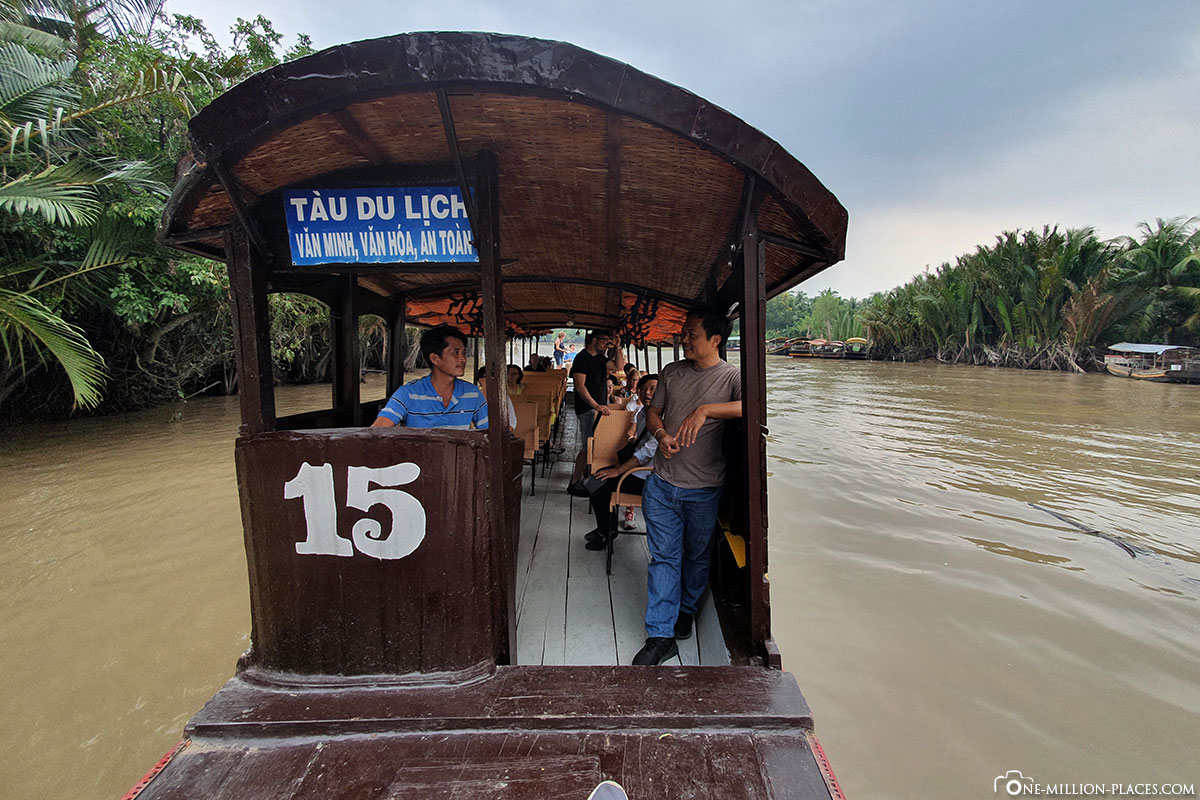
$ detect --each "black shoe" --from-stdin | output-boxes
[585,531,616,551]
[674,612,694,640]
[567,481,590,498]
[632,636,678,665]
[584,527,603,543]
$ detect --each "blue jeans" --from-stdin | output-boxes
[641,472,723,638]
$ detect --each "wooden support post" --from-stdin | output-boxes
[656,344,662,372]
[226,226,275,434]
[741,229,773,667]
[476,148,516,665]
[331,273,361,426]
[388,294,407,395]
[673,334,680,363]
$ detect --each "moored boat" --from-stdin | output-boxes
[766,336,792,355]
[815,340,845,358]
[790,337,817,357]
[131,31,850,800]
[1105,342,1200,383]
[844,337,868,359]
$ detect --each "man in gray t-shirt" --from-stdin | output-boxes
[632,306,742,666]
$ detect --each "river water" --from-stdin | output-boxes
[1,360,1197,798]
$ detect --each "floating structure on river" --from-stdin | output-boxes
[134,31,848,799]
[1105,342,1200,383]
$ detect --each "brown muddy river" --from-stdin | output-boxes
[2,360,1198,798]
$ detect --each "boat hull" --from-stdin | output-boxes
[127,665,841,799]
[1106,360,1171,382]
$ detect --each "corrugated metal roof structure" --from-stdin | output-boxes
[1108,342,1197,354]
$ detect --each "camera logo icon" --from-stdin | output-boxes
[995,770,1034,795]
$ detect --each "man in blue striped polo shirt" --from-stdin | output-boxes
[371,325,490,430]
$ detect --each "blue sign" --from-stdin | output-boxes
[284,186,477,265]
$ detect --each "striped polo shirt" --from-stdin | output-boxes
[376,374,490,430]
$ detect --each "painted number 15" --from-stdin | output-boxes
[283,462,426,560]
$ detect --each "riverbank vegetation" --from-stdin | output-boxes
[767,218,1200,371]
[1,1,320,419]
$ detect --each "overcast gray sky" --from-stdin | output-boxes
[168,0,1200,298]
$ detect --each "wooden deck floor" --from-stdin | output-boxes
[513,408,730,667]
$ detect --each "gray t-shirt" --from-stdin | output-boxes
[649,359,742,488]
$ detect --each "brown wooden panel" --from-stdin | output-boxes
[137,729,830,799]
[234,428,517,676]
[188,666,813,734]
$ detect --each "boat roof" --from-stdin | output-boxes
[1108,342,1197,354]
[159,32,847,341]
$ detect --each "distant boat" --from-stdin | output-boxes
[726,335,741,351]
[766,336,792,355]
[1105,342,1200,383]
[788,337,815,357]
[814,340,844,358]
[844,337,868,359]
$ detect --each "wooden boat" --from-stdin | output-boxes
[844,337,868,359]
[766,336,792,355]
[816,340,845,358]
[1105,342,1200,383]
[788,337,816,357]
[137,32,848,799]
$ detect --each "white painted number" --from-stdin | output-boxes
[283,462,426,560]
[346,464,425,559]
[284,462,352,557]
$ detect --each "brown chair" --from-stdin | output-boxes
[606,464,653,573]
[585,410,633,473]
[513,401,540,495]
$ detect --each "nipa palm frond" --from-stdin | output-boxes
[0,40,76,122]
[0,286,105,408]
[0,159,102,225]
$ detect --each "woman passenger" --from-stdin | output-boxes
[507,364,524,396]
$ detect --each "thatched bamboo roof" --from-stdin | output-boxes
[160,32,847,340]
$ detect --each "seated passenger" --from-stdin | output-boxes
[371,325,489,429]
[507,364,524,395]
[605,358,625,403]
[583,373,659,551]
[526,351,543,372]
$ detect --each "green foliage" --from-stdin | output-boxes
[860,218,1200,370]
[1,1,316,419]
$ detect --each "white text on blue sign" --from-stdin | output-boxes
[284,187,477,265]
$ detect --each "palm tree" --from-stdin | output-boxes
[1111,217,1200,343]
[1,28,188,409]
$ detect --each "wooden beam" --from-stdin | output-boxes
[740,228,773,667]
[388,294,407,395]
[714,175,768,311]
[212,160,270,259]
[330,108,389,165]
[161,224,231,246]
[225,226,275,434]
[272,262,483,276]
[331,274,361,425]
[758,230,827,260]
[475,148,516,666]
[437,89,480,242]
[406,276,694,309]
